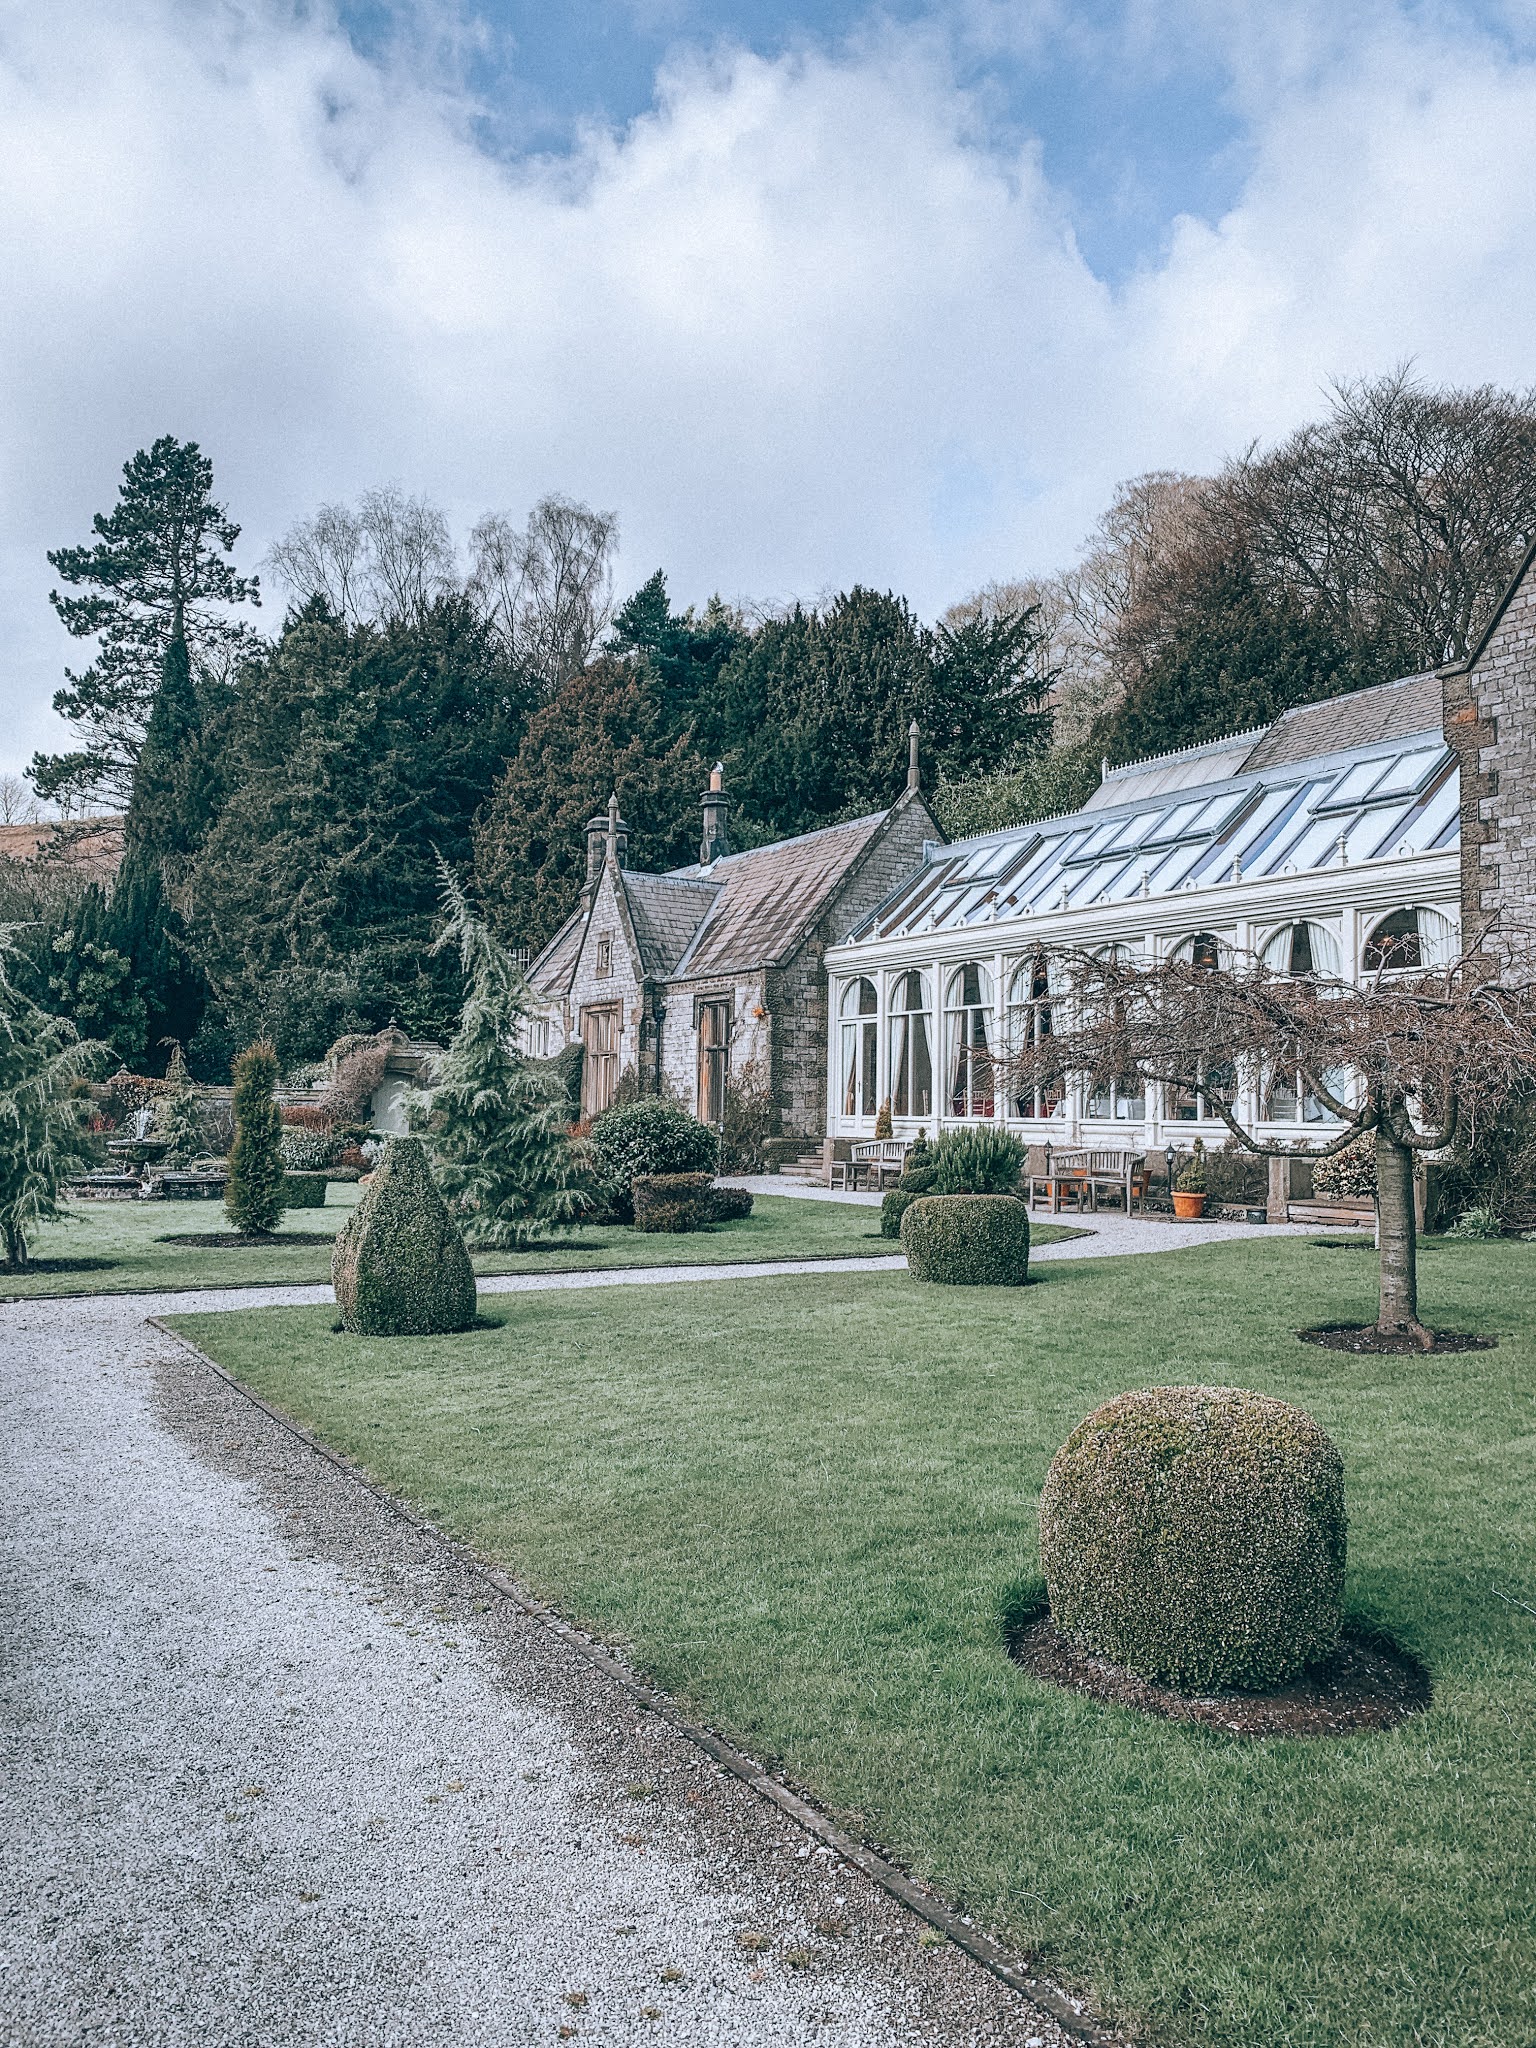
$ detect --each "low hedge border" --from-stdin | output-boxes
[633,1173,716,1233]
[900,1194,1031,1285]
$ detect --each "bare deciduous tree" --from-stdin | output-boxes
[0,776,42,826]
[267,487,456,625]
[469,493,618,693]
[948,474,1209,745]
[1005,941,1536,1349]
[1214,367,1536,669]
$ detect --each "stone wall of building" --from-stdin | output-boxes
[1446,548,1536,964]
[765,793,941,1138]
[564,864,646,1096]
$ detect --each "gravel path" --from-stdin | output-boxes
[0,1288,1093,2048]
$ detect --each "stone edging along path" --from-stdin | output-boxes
[145,1309,1124,2048]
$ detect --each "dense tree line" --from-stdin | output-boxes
[19,369,1536,1072]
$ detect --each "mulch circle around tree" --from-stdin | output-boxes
[1008,1612,1430,1738]
[1298,1322,1496,1355]
[158,1232,339,1249]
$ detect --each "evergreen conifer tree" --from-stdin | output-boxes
[427,865,591,1245]
[153,1043,206,1164]
[0,945,108,1269]
[225,1040,286,1234]
[34,436,258,810]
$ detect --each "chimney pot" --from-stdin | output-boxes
[700,766,731,865]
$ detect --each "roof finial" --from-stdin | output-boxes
[907,719,921,794]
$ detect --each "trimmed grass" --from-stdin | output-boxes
[174,1238,1536,2048]
[4,1190,1079,1297]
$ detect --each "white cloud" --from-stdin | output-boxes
[2,0,1535,778]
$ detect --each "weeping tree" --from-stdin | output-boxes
[0,944,109,1269]
[1006,940,1536,1349]
[426,865,592,1245]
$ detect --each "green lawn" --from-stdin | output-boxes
[4,1189,1058,1297]
[173,1238,1536,2048]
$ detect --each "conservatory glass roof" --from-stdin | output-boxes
[852,735,1460,945]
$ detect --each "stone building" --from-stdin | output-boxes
[525,733,940,1134]
[1442,536,1536,963]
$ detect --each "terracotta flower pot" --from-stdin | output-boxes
[1172,1190,1207,1219]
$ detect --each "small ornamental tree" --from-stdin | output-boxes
[1006,940,1536,1349]
[225,1040,286,1234]
[0,948,108,1268]
[152,1043,206,1164]
[427,865,591,1245]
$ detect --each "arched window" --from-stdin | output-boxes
[1007,953,1061,1119]
[946,963,994,1117]
[1083,945,1144,1121]
[888,969,932,1119]
[1178,931,1224,971]
[1363,906,1457,974]
[1261,921,1342,977]
[839,977,879,1119]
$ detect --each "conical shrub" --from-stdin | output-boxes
[332,1136,476,1336]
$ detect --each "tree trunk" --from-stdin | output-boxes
[1376,1127,1433,1348]
[3,1221,27,1271]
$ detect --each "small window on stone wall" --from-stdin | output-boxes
[595,934,613,978]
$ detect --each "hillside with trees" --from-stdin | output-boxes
[14,369,1535,1073]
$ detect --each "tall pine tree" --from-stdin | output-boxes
[34,436,258,811]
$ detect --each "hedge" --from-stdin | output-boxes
[1038,1384,1347,1691]
[899,1194,1031,1285]
[881,1188,921,1238]
[331,1136,476,1336]
[589,1101,718,1221]
[632,1172,716,1232]
[283,1171,331,1208]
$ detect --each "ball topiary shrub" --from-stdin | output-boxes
[331,1135,476,1336]
[588,1100,719,1221]
[900,1194,1031,1284]
[1039,1385,1347,1691]
[926,1127,1027,1195]
[881,1188,921,1238]
[632,1172,716,1232]
[710,1184,754,1223]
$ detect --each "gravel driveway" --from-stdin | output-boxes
[0,1288,1094,2048]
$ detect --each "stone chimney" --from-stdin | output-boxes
[699,763,731,866]
[907,719,921,795]
[583,791,629,905]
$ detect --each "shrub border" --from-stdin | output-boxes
[150,1314,1118,2048]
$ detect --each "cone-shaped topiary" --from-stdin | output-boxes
[1039,1385,1347,1691]
[900,1193,1030,1283]
[332,1136,476,1335]
[225,1041,286,1235]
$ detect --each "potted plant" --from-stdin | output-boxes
[1172,1143,1209,1219]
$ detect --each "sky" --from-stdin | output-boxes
[3,0,1535,784]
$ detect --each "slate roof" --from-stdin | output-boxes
[621,872,720,976]
[526,909,586,999]
[668,811,892,978]
[1239,672,1443,771]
